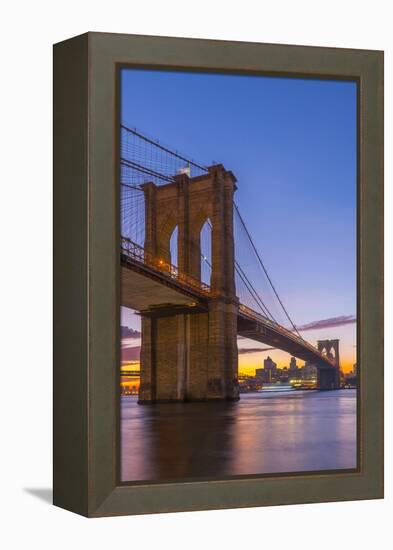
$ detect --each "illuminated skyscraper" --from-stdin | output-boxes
[263,356,277,382]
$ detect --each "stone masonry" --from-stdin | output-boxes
[317,339,341,390]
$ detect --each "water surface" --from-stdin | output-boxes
[121,389,357,482]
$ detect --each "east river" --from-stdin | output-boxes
[120,389,357,482]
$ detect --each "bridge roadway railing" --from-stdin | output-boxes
[121,236,211,297]
[238,304,336,367]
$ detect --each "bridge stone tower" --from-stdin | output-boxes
[317,339,341,390]
[139,165,239,402]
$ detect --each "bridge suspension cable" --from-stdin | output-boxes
[204,220,276,322]
[121,124,208,172]
[233,202,302,338]
[120,124,209,188]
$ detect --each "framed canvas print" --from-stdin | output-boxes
[53,32,384,517]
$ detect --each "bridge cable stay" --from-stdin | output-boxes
[233,202,303,339]
[120,182,145,247]
[120,124,208,187]
[121,124,209,173]
[233,209,289,324]
[204,220,276,321]
[208,253,276,322]
[121,157,174,184]
[234,260,277,321]
[198,220,273,319]
[121,182,144,192]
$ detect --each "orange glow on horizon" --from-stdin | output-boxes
[120,361,140,371]
[120,348,356,378]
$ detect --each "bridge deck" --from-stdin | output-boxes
[120,238,335,370]
[121,256,208,312]
[238,308,333,367]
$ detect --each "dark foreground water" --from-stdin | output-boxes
[121,389,357,482]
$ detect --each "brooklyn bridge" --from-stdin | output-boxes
[120,124,341,402]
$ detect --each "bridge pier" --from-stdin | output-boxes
[317,366,340,390]
[138,301,239,402]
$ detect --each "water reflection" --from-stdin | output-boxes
[121,390,357,482]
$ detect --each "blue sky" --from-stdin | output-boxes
[120,68,357,371]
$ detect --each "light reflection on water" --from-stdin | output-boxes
[120,389,357,482]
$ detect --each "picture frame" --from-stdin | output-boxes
[53,32,383,517]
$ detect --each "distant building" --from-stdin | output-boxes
[279,366,289,382]
[303,361,317,380]
[264,356,277,382]
[264,356,277,371]
[344,363,358,388]
[289,357,297,370]
[289,356,299,378]
[255,357,278,383]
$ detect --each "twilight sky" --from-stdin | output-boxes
[120,68,357,373]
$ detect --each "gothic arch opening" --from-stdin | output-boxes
[157,212,177,264]
[169,225,178,267]
[200,218,212,286]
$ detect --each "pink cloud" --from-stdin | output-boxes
[297,315,356,332]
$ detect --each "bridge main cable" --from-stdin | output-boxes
[121,124,209,173]
[233,202,303,339]
[201,223,276,321]
[203,220,276,320]
[234,260,277,321]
